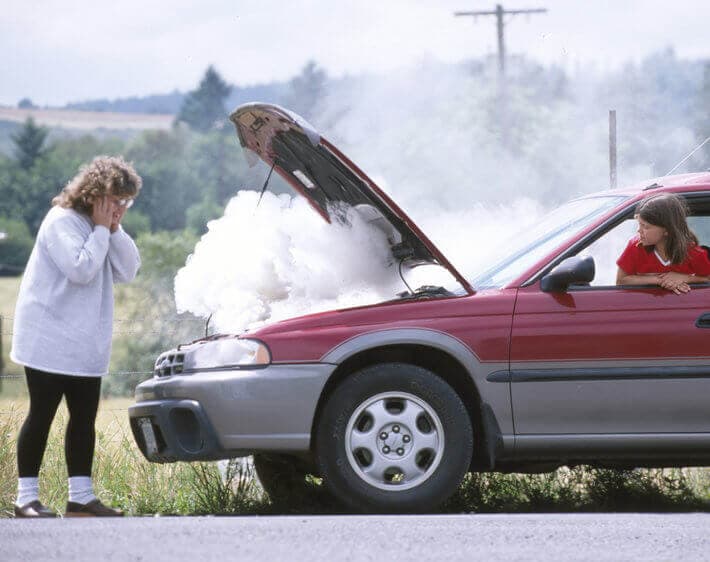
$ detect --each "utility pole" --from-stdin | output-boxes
[609,110,617,189]
[454,4,547,77]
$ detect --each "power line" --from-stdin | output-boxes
[454,4,548,77]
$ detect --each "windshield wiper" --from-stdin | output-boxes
[397,285,454,300]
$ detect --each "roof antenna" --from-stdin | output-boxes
[665,136,710,176]
[256,162,276,208]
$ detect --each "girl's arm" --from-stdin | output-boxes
[616,268,691,294]
[615,267,661,286]
[659,272,709,285]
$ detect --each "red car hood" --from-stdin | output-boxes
[229,103,473,294]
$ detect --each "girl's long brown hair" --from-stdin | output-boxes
[52,155,142,215]
[636,193,698,264]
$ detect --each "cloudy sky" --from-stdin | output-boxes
[3,0,710,107]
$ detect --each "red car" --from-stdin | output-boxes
[129,104,710,513]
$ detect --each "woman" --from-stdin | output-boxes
[11,155,142,517]
[616,192,710,293]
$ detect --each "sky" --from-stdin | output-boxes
[2,0,710,107]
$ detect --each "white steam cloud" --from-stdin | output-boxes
[174,190,401,333]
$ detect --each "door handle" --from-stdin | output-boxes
[695,313,710,328]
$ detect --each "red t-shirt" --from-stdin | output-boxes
[616,236,710,276]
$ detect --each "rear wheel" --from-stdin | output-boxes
[315,362,473,513]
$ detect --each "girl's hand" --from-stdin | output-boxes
[658,272,691,294]
[91,196,113,229]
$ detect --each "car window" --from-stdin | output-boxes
[687,216,710,246]
[576,218,636,286]
[471,195,628,289]
[571,195,710,288]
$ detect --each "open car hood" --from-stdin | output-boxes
[229,103,473,294]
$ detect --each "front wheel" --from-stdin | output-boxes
[315,363,473,513]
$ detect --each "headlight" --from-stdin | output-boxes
[182,338,271,372]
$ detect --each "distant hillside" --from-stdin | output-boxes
[62,81,290,115]
[65,90,185,114]
[0,107,173,130]
[0,107,172,156]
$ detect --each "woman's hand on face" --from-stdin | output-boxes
[110,205,126,233]
[91,196,113,230]
[658,272,691,294]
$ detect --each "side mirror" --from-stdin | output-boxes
[540,255,595,292]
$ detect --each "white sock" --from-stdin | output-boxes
[68,476,97,505]
[16,477,40,507]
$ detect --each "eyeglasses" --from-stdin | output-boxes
[112,198,134,209]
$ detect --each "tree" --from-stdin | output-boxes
[0,216,33,274]
[176,65,232,133]
[18,98,36,109]
[11,117,49,169]
[285,60,327,121]
[125,129,199,231]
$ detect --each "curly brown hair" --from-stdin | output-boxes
[52,155,142,214]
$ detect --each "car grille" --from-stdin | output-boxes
[154,352,185,377]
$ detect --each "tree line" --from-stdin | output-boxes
[0,62,329,273]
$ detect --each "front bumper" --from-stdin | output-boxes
[128,363,335,463]
[129,399,224,462]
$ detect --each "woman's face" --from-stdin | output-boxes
[637,217,667,247]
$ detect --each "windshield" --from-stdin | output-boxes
[471,195,628,289]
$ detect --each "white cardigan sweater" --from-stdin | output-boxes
[11,206,141,377]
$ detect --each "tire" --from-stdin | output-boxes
[315,362,473,513]
[253,454,319,505]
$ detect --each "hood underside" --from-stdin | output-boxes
[229,103,473,294]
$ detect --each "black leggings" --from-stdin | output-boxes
[16,367,102,478]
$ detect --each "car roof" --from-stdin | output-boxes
[606,172,710,197]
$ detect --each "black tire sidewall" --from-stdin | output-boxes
[315,362,473,513]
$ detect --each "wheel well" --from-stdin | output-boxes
[310,344,488,470]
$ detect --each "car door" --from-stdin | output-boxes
[510,281,710,440]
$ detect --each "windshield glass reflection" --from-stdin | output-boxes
[472,195,628,289]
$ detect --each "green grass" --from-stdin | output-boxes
[0,276,22,379]
[1,395,709,517]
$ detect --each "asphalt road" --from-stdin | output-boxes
[3,513,709,561]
